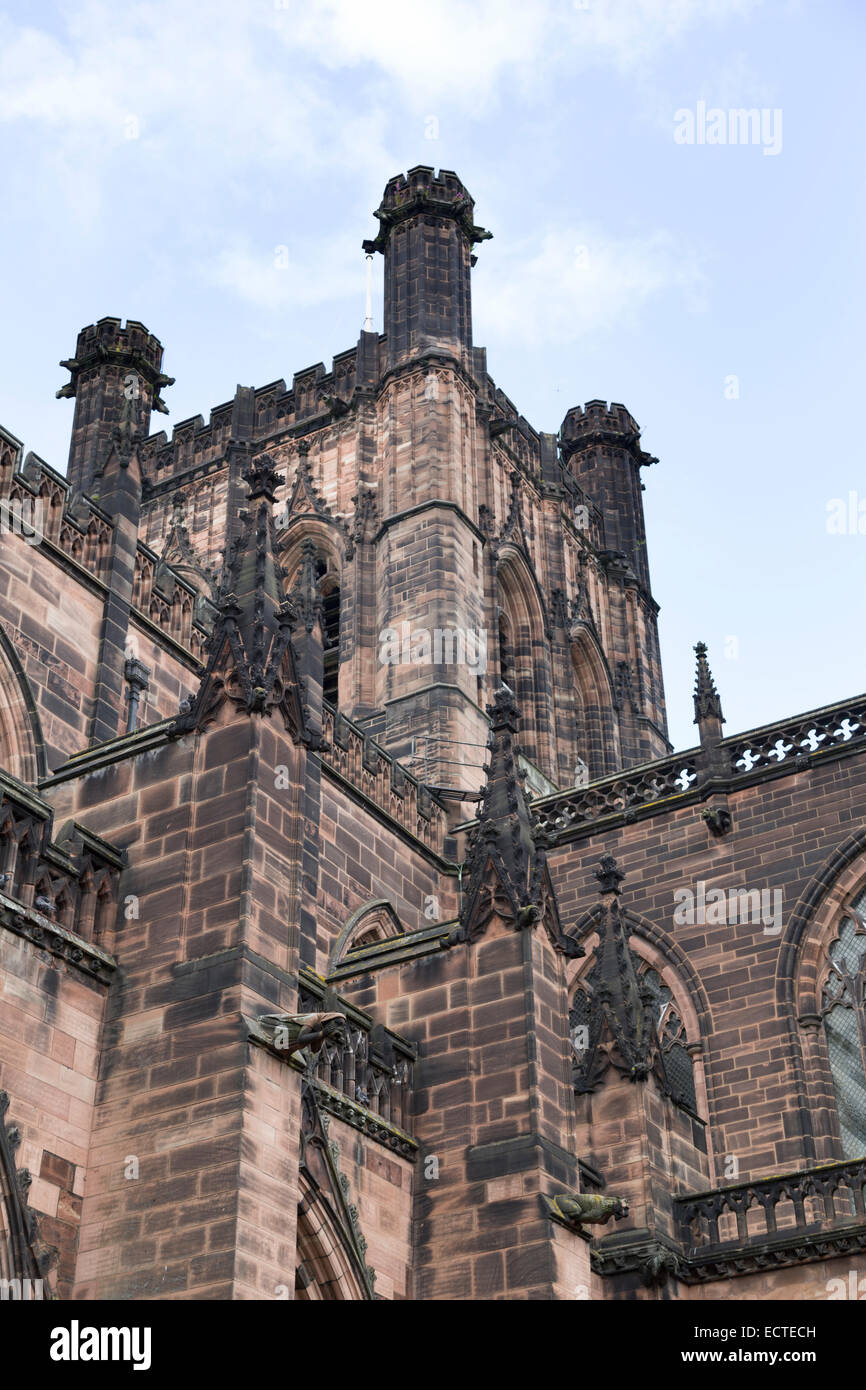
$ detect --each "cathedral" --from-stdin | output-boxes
[1,166,865,1301]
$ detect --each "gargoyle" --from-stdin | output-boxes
[641,1246,680,1287]
[543,1192,629,1228]
[318,391,350,418]
[258,1011,346,1059]
[701,807,733,837]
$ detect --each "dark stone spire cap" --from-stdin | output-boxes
[693,640,725,742]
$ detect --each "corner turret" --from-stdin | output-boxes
[57,318,173,494]
[363,167,491,372]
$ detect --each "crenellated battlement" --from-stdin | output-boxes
[57,317,172,403]
[559,400,645,459]
[363,166,490,256]
[139,341,376,488]
[0,420,209,661]
[481,373,545,479]
[0,422,113,574]
[57,316,174,493]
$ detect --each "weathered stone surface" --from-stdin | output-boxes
[0,169,864,1302]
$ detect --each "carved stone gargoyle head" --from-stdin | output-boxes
[701,806,733,837]
[257,1011,347,1059]
[543,1192,629,1229]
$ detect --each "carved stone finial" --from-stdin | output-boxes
[455,687,579,958]
[693,640,724,729]
[170,449,308,741]
[242,452,284,503]
[489,682,520,734]
[573,862,659,1091]
[595,854,625,896]
[291,537,326,634]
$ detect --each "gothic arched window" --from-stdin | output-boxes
[315,557,341,707]
[498,611,513,692]
[285,546,341,707]
[636,960,697,1114]
[821,896,866,1158]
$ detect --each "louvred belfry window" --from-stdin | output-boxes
[821,895,866,1158]
[316,557,341,707]
[287,547,341,707]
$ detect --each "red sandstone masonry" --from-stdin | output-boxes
[549,753,866,1185]
[43,709,309,1299]
[0,930,105,1298]
[3,172,865,1304]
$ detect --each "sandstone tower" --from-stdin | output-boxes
[0,169,864,1302]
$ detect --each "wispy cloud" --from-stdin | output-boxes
[475,224,708,346]
[207,235,365,311]
[0,1,764,158]
[285,0,763,103]
[0,5,394,197]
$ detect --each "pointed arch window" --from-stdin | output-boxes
[316,556,341,707]
[498,611,513,692]
[821,895,866,1158]
[494,554,557,779]
[636,960,697,1114]
[286,546,341,707]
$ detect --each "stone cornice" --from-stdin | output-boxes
[42,718,176,786]
[677,1222,866,1284]
[374,498,487,546]
[0,892,116,982]
[375,348,481,401]
[328,920,455,981]
[313,1079,417,1159]
[0,769,52,821]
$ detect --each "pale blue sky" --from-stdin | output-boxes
[1,0,863,753]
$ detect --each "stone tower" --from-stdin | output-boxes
[15,171,866,1306]
[57,317,173,497]
[108,166,670,801]
[362,169,495,792]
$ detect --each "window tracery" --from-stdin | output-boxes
[820,894,866,1157]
